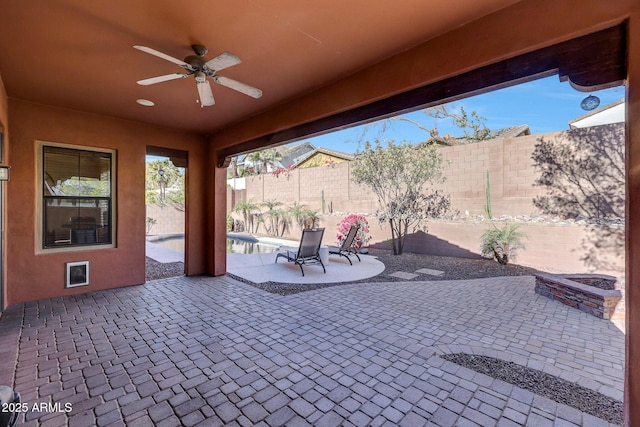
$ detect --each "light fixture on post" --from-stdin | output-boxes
[0,165,11,181]
[158,169,166,202]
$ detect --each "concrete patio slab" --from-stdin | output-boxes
[416,268,445,277]
[227,252,385,284]
[388,271,420,280]
[145,241,183,263]
[0,275,624,426]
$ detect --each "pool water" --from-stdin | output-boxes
[150,235,184,253]
[150,235,280,255]
[226,237,279,254]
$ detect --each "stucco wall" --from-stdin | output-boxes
[0,74,7,135]
[0,74,8,310]
[6,99,208,305]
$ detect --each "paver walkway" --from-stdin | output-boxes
[0,275,624,426]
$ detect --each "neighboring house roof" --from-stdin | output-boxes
[569,99,625,129]
[485,124,531,139]
[292,148,354,169]
[423,124,531,146]
[277,142,317,168]
[243,142,353,170]
[237,141,317,169]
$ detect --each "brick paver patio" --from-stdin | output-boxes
[0,275,624,426]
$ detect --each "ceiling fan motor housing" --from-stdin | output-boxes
[183,45,212,73]
[184,55,207,70]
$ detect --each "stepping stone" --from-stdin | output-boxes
[416,268,445,277]
[388,271,419,280]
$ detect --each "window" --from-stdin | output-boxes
[42,146,113,248]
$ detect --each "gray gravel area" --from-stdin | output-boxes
[442,353,623,425]
[146,249,541,285]
[228,248,542,296]
[145,257,184,280]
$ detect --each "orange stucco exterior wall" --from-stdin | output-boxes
[210,0,636,150]
[626,4,640,423]
[2,0,640,422]
[0,74,8,310]
[0,74,7,131]
[6,99,208,305]
[205,1,640,422]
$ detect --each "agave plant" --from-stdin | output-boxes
[480,223,526,265]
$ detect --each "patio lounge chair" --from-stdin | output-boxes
[275,228,326,276]
[328,224,361,265]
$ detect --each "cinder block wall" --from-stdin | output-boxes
[236,124,624,218]
[146,203,185,235]
[314,215,624,279]
[226,123,625,276]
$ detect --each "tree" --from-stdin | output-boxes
[351,140,451,255]
[261,199,283,236]
[532,127,624,220]
[247,148,283,174]
[234,200,260,233]
[288,202,319,231]
[531,125,624,272]
[146,159,184,203]
[273,208,291,237]
[357,103,491,146]
[228,156,240,178]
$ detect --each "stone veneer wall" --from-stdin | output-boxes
[534,273,622,320]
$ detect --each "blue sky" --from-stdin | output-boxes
[302,75,625,154]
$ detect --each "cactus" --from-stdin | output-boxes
[483,170,492,220]
[321,190,326,214]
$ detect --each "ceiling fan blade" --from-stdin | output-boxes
[205,52,241,71]
[213,75,262,98]
[197,80,215,106]
[137,73,189,86]
[134,45,193,70]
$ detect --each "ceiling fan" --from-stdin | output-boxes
[134,44,262,107]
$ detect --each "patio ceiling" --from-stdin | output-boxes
[0,0,521,135]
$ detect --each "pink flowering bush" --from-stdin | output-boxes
[336,214,371,249]
[271,164,293,178]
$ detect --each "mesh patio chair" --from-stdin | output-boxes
[275,228,326,276]
[328,224,361,265]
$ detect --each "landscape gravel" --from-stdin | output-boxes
[146,249,542,290]
[441,353,623,425]
[227,248,542,296]
[145,257,184,280]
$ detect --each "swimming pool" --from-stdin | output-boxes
[226,237,280,254]
[150,234,280,254]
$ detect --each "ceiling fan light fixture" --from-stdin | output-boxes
[136,99,155,107]
[195,71,206,83]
